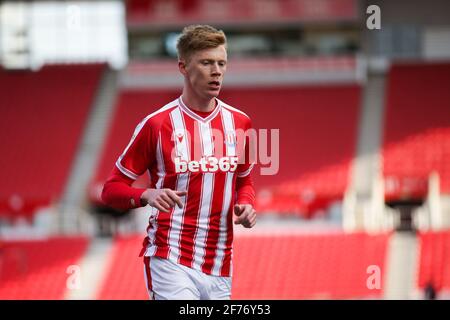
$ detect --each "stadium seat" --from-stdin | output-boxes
[232,231,390,299]
[0,64,105,220]
[96,231,390,299]
[382,62,450,200]
[221,85,361,218]
[0,237,89,299]
[417,230,450,292]
[96,235,148,299]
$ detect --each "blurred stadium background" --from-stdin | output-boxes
[0,0,449,300]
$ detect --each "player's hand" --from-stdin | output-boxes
[234,204,256,228]
[140,188,187,213]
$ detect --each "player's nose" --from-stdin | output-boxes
[211,63,222,76]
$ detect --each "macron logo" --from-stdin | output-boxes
[175,156,238,173]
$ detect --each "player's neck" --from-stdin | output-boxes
[181,91,216,113]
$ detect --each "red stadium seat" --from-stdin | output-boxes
[0,64,105,220]
[0,236,89,299]
[417,230,450,292]
[96,232,390,299]
[221,85,361,218]
[96,235,148,299]
[383,62,450,200]
[232,231,390,299]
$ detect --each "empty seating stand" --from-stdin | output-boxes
[232,231,390,299]
[96,235,148,299]
[96,232,390,300]
[221,85,361,217]
[383,62,450,200]
[0,64,105,220]
[0,236,89,299]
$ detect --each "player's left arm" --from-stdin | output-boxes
[234,116,256,228]
[234,174,256,228]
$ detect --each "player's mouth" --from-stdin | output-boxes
[208,81,221,90]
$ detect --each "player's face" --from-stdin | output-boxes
[181,45,227,100]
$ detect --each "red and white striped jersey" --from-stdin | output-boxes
[116,97,254,277]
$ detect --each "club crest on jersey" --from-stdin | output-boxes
[172,130,188,159]
[225,131,236,146]
[175,130,184,143]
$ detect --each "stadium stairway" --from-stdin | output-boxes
[64,237,114,300]
[351,71,386,199]
[384,231,419,299]
[58,68,120,234]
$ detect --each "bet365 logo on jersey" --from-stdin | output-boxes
[175,156,238,173]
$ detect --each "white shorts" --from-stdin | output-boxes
[143,256,232,300]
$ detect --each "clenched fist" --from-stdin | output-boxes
[234,204,256,228]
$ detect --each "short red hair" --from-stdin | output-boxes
[177,25,227,62]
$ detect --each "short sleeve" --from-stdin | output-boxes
[115,117,155,180]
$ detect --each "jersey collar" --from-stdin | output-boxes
[178,96,222,123]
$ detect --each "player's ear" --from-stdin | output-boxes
[178,59,188,76]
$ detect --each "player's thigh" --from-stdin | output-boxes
[145,256,200,300]
[207,276,232,300]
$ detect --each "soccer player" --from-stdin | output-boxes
[102,25,256,300]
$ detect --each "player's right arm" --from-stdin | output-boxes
[101,168,186,212]
[101,166,146,211]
